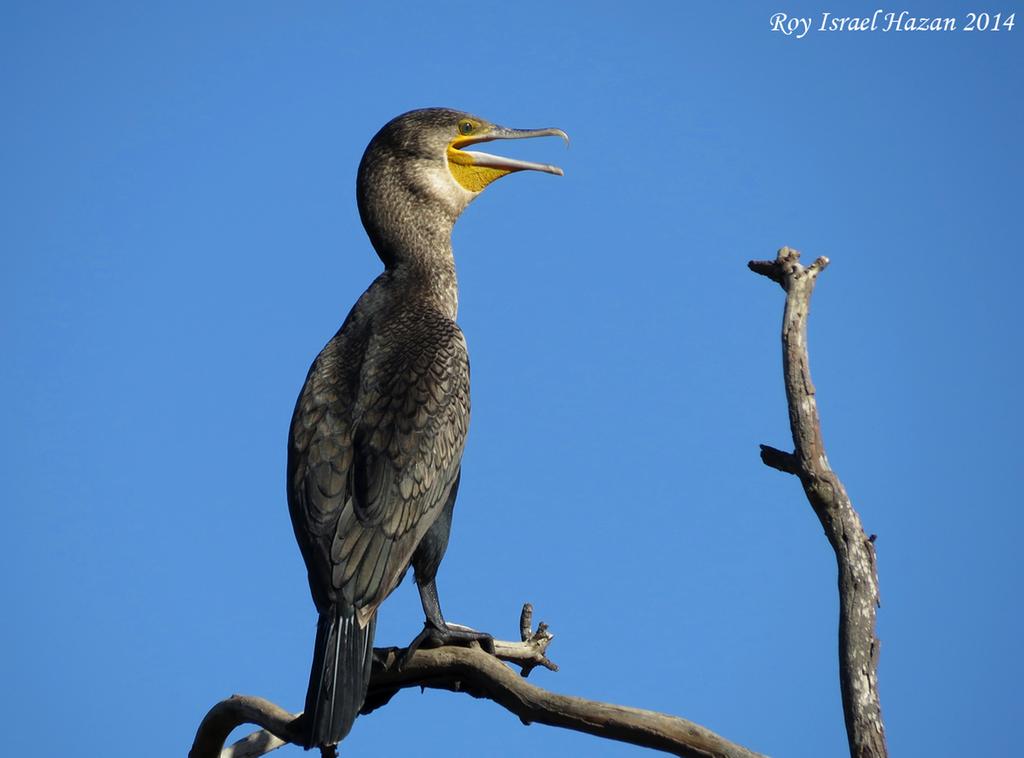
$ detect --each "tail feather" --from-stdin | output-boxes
[303,605,376,748]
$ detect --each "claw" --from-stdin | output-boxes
[396,624,433,671]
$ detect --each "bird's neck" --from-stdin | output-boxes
[360,184,464,320]
[390,248,460,320]
[357,153,474,320]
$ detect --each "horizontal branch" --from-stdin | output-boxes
[191,605,765,758]
[364,644,763,758]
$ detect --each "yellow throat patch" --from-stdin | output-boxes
[446,144,511,193]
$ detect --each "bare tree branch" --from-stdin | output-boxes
[190,605,767,758]
[189,694,296,758]
[748,247,888,758]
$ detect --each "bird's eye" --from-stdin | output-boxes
[458,120,474,136]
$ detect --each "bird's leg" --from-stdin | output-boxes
[420,578,496,649]
[398,579,495,668]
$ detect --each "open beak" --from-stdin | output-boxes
[450,126,569,176]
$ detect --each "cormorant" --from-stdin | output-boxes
[287,108,566,751]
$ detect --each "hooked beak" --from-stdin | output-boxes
[450,125,569,176]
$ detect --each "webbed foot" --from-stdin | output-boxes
[397,620,495,670]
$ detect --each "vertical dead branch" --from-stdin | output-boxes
[748,247,888,758]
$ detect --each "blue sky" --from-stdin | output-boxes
[2,2,1021,756]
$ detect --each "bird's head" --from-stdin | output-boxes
[357,108,567,265]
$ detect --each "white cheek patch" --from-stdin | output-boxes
[421,161,476,211]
